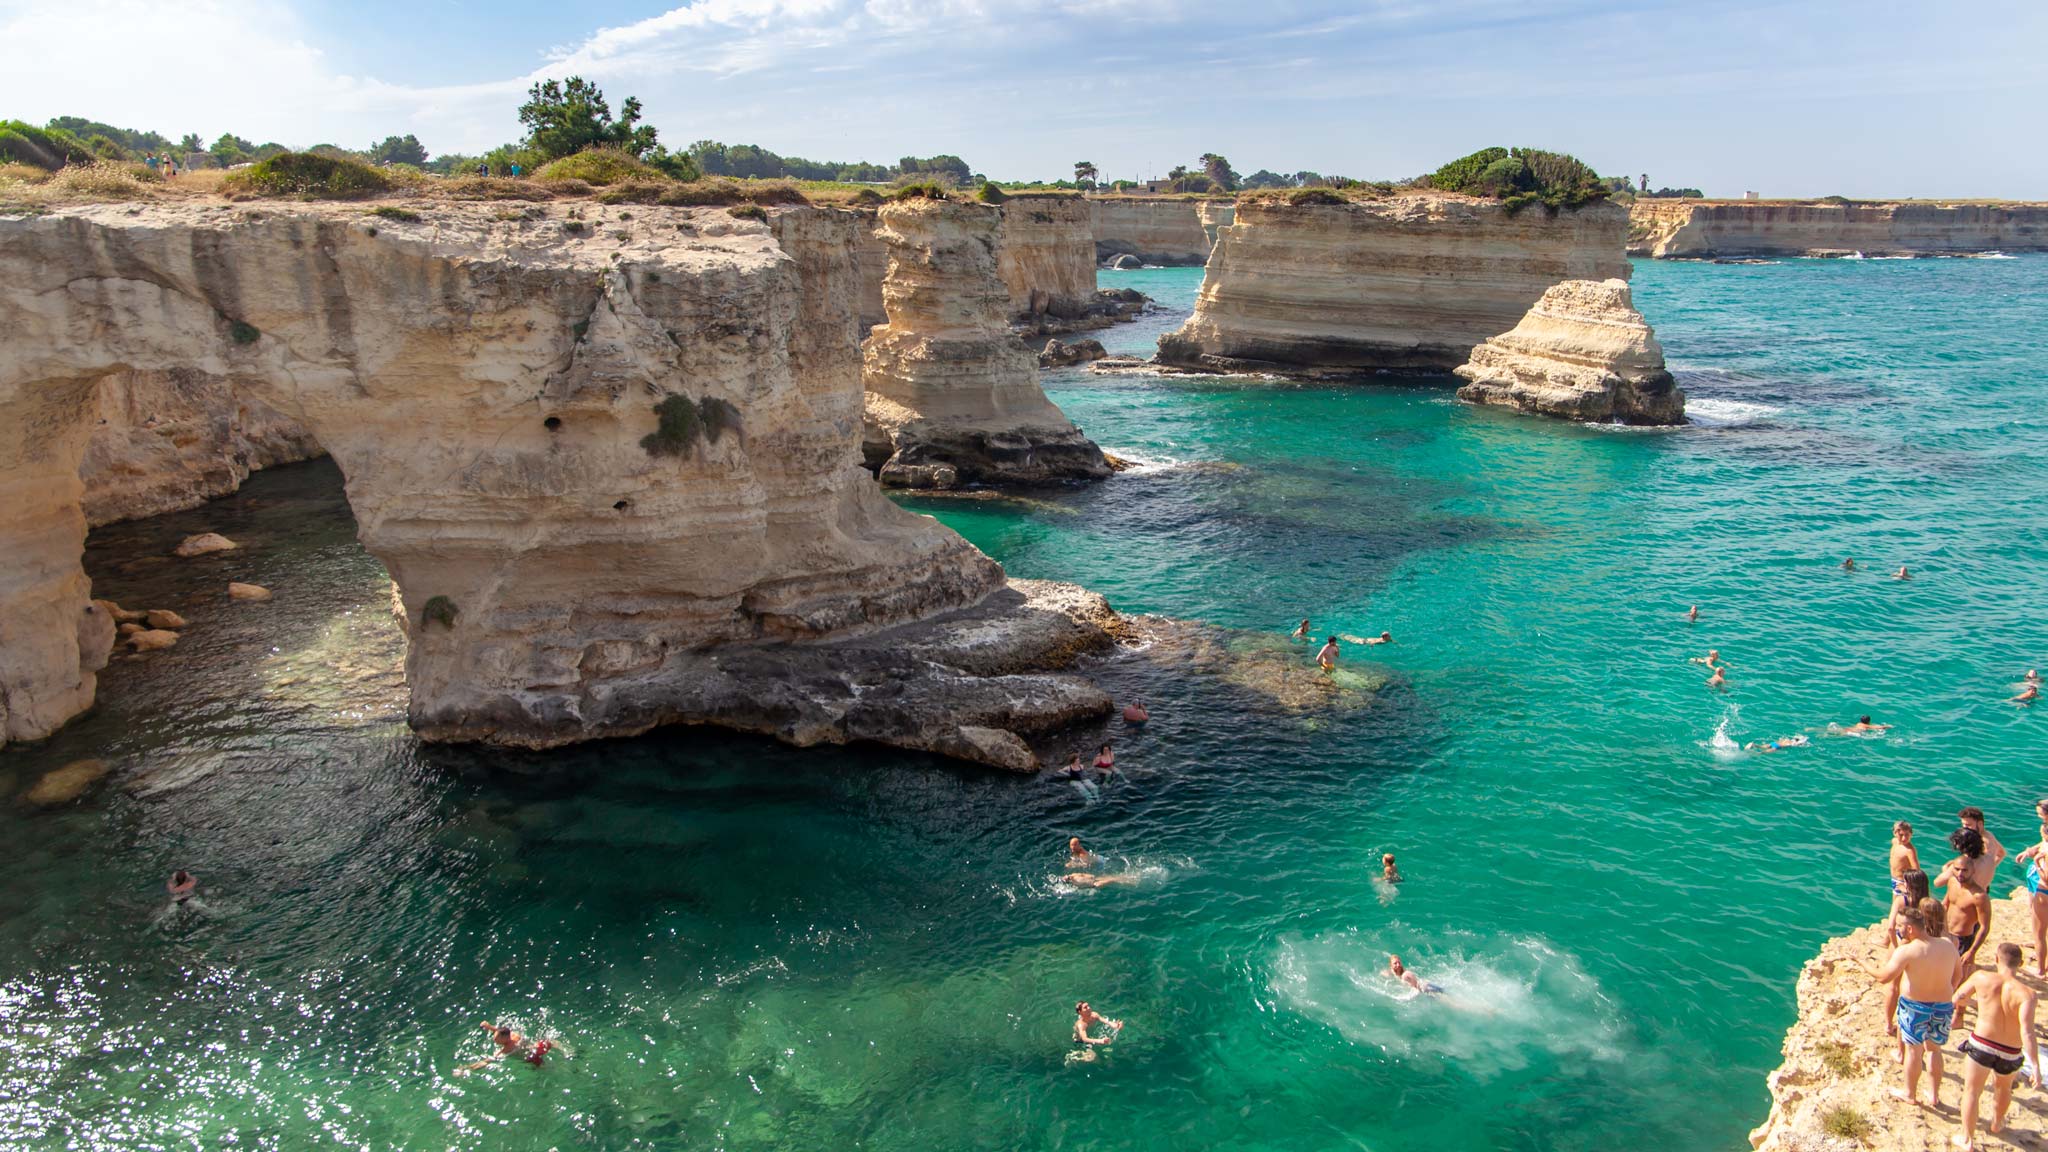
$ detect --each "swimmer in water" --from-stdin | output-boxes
[1386,954,1442,997]
[1363,631,1392,646]
[1291,619,1312,641]
[1838,715,1890,735]
[1843,558,1857,572]
[1067,837,1101,870]
[1706,666,1727,690]
[1895,566,1912,580]
[1744,734,1810,752]
[167,870,197,904]
[1069,1001,1122,1062]
[1316,636,1340,671]
[1381,853,1403,883]
[1092,743,1115,776]
[1062,871,1142,889]
[2014,683,2039,705]
[1122,700,1149,724]
[1690,649,1724,668]
[2027,670,2042,685]
[457,1022,554,1074]
[1685,604,1699,622]
[1057,752,1085,779]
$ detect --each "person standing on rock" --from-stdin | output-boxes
[1863,897,1959,1109]
[1950,942,2039,1148]
[1938,828,1993,973]
[1890,822,1921,902]
[2015,800,2048,976]
[1959,807,2007,892]
[1316,636,1340,671]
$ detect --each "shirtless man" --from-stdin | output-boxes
[1062,871,1142,889]
[1959,808,2006,893]
[1066,838,1100,870]
[458,1022,553,1074]
[1895,566,1912,580]
[1685,604,1699,622]
[1316,636,1340,671]
[1951,943,2039,1148]
[1839,715,1890,734]
[1938,828,1993,973]
[1690,649,1724,669]
[1890,822,1920,893]
[2015,683,2040,705]
[1290,619,1312,641]
[1381,853,1403,883]
[1363,631,1392,646]
[1070,1001,1121,1061]
[1864,899,1959,1108]
[1706,666,1727,691]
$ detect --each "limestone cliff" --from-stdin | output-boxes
[1158,195,1630,374]
[1454,279,1684,425]
[861,198,1110,488]
[0,200,1123,764]
[1197,201,1235,248]
[1630,199,2048,258]
[995,195,1098,319]
[1089,198,1212,265]
[852,208,889,329]
[1751,892,2047,1151]
[79,367,321,526]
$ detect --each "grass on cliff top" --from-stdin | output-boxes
[531,149,661,187]
[0,159,164,208]
[222,152,418,200]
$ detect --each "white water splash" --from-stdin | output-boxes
[1702,704,1747,763]
[1686,398,1783,427]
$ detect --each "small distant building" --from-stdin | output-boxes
[1743,190,1760,200]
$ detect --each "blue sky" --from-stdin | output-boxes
[3,0,2042,197]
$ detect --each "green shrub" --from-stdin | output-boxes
[697,396,742,442]
[891,181,948,201]
[227,319,260,345]
[0,120,93,170]
[1815,1041,1858,1078]
[1818,1105,1872,1141]
[976,181,1007,204]
[727,204,767,222]
[849,188,884,206]
[1427,146,1608,213]
[370,205,422,222]
[1428,147,1511,193]
[532,148,660,187]
[224,152,392,199]
[746,183,810,206]
[640,394,701,457]
[1288,188,1348,206]
[421,596,458,630]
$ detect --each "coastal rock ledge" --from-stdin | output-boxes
[1453,278,1684,425]
[1751,892,2046,1152]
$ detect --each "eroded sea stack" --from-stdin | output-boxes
[0,201,1121,765]
[995,195,1099,320]
[1158,195,1631,374]
[1453,278,1684,424]
[861,198,1110,488]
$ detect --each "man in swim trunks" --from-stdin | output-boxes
[1952,943,2039,1148]
[1070,1001,1121,1061]
[1838,715,1890,734]
[1939,827,1993,972]
[1386,955,1441,996]
[1316,636,1339,671]
[1864,899,1959,1108]
[458,1022,552,1074]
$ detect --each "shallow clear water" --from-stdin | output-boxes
[4,255,2046,1151]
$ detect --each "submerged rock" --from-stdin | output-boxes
[144,609,188,630]
[173,532,237,557]
[227,582,272,601]
[128,628,178,651]
[21,758,109,807]
[1454,278,1685,425]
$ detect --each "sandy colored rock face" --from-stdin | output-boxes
[79,366,320,527]
[173,532,236,557]
[128,628,178,651]
[0,201,1012,750]
[1159,195,1631,374]
[1089,199,1212,265]
[1197,201,1235,248]
[851,208,890,330]
[1631,200,2048,258]
[1752,893,2048,1152]
[995,196,1098,319]
[20,758,109,807]
[227,582,272,601]
[1454,278,1685,425]
[861,198,1110,487]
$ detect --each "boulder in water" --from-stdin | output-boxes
[1454,279,1685,425]
[1039,338,1108,369]
[173,532,237,557]
[1104,254,1143,270]
[21,759,109,807]
[145,609,188,630]
[128,628,178,651]
[227,582,272,601]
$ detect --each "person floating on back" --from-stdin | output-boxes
[1951,942,2039,1148]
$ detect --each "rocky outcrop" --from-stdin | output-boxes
[1454,279,1684,424]
[79,367,321,526]
[0,200,1125,765]
[851,208,890,329]
[1751,892,2047,1151]
[1039,338,1108,369]
[996,195,1098,320]
[861,198,1110,488]
[1631,199,2048,258]
[1089,198,1212,265]
[1197,201,1235,247]
[1159,195,1630,375]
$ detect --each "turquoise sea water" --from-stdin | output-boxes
[3,255,2045,1151]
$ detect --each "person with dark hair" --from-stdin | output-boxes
[1316,636,1340,671]
[1890,823,1920,898]
[1939,827,1992,972]
[1091,743,1115,777]
[1862,898,1959,1109]
[2015,799,2048,976]
[457,1021,553,1075]
[166,871,197,904]
[1837,715,1890,734]
[1069,1001,1121,1062]
[1959,807,2007,892]
[1290,618,1312,641]
[1121,699,1149,724]
[1951,942,2039,1146]
[1843,558,1857,572]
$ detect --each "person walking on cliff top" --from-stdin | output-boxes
[1861,898,1959,1109]
[1951,942,2039,1148]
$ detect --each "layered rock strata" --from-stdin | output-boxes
[996,195,1098,320]
[861,198,1111,488]
[1197,201,1235,248]
[851,208,890,329]
[0,200,1120,764]
[79,367,321,526]
[1089,198,1212,265]
[1630,199,2048,258]
[1158,195,1630,375]
[1454,279,1684,424]
[1751,892,2047,1151]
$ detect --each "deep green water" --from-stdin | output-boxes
[3,255,2045,1152]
